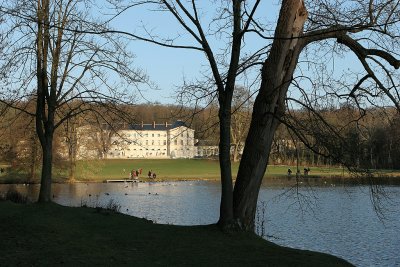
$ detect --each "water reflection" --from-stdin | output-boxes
[1,181,399,267]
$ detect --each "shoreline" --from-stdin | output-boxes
[1,174,400,186]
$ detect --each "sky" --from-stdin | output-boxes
[103,1,369,107]
[107,1,281,104]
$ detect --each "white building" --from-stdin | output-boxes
[106,121,196,159]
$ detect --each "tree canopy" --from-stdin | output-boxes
[0,0,146,201]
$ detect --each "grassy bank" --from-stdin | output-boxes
[1,159,399,184]
[0,201,352,266]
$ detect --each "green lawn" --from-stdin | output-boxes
[1,159,399,183]
[72,159,353,181]
[0,201,353,266]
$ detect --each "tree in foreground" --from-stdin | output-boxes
[0,0,146,202]
[234,0,400,230]
[113,0,400,230]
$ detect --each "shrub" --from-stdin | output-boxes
[1,189,28,204]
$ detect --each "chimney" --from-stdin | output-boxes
[141,121,143,128]
[165,121,167,127]
[153,121,155,129]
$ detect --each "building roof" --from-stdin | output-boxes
[128,120,189,131]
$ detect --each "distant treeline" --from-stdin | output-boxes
[1,101,399,170]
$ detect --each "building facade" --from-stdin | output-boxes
[105,121,196,159]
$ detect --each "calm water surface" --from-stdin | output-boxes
[1,181,399,267]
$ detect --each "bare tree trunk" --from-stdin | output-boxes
[218,108,234,227]
[233,113,280,230]
[38,133,53,202]
[233,0,308,230]
[216,0,242,228]
[36,0,55,203]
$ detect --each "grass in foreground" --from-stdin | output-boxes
[0,201,352,267]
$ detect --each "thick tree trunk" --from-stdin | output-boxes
[218,110,234,227]
[36,0,56,202]
[233,0,308,230]
[38,133,53,202]
[216,0,242,229]
[233,112,280,230]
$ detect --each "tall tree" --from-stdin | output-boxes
[0,0,146,202]
[117,0,250,226]
[234,0,400,230]
[96,0,400,230]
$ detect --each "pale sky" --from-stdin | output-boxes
[106,1,362,107]
[108,1,281,104]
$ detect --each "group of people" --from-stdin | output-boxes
[148,170,157,179]
[287,167,311,176]
[129,168,157,179]
[130,168,142,179]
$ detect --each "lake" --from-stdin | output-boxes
[1,181,399,267]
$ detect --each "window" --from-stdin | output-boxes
[152,140,154,145]
[146,140,148,145]
[158,134,161,137]
[174,139,177,145]
[152,134,154,137]
[163,140,166,145]
[180,140,183,145]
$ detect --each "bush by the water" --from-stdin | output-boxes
[0,189,28,203]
